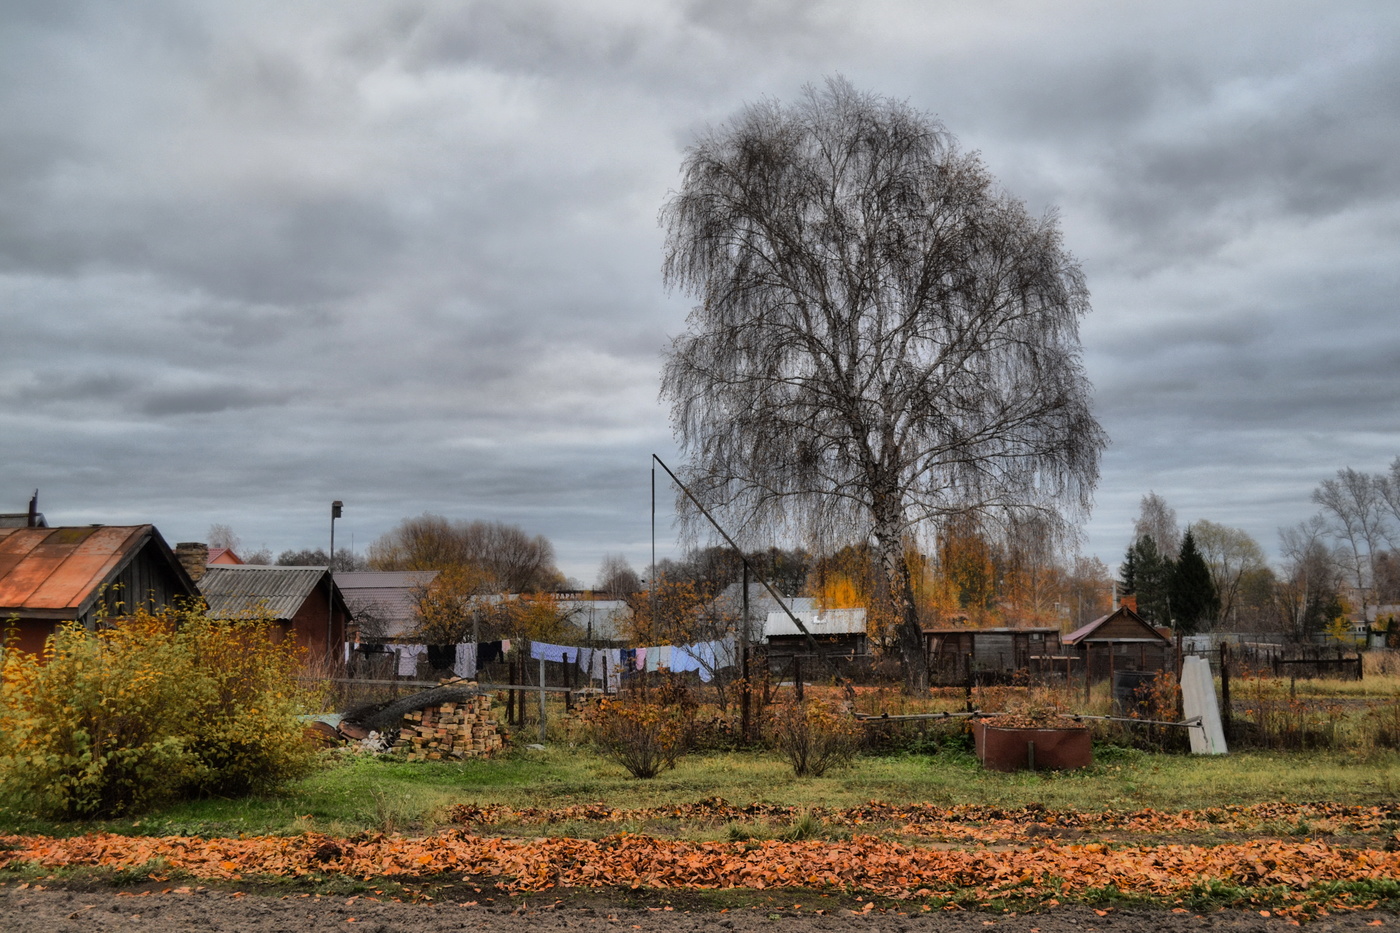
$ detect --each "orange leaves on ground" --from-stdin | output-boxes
[446,799,1400,845]
[1,830,1398,913]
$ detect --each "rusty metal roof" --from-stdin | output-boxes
[198,565,329,621]
[0,525,155,614]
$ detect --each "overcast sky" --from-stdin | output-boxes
[3,1,1397,584]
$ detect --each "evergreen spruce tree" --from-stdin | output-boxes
[1169,527,1218,635]
[1118,542,1138,597]
[1131,535,1174,626]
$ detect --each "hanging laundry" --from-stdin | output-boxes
[530,641,575,664]
[607,649,623,692]
[677,644,704,674]
[634,646,647,671]
[426,644,455,670]
[387,643,426,677]
[478,641,504,666]
[715,634,738,670]
[461,642,478,678]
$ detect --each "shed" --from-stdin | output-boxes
[762,608,868,672]
[198,565,351,666]
[1062,606,1174,682]
[0,525,198,655]
[922,626,1069,685]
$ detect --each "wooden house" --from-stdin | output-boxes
[923,627,1071,685]
[0,525,199,656]
[1062,606,1174,682]
[763,608,868,673]
[197,565,351,667]
[334,570,438,641]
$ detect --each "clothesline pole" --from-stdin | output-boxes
[741,640,751,743]
[538,654,548,744]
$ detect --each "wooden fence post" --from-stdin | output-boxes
[740,642,751,744]
[538,654,547,744]
[1219,642,1232,739]
[507,655,518,726]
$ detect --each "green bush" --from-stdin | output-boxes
[0,605,322,819]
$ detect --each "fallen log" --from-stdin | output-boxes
[341,683,489,734]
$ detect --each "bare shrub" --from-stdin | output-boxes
[584,695,686,779]
[766,700,860,777]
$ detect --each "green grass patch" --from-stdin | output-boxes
[2,744,1398,839]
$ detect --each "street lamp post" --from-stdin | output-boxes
[330,501,343,665]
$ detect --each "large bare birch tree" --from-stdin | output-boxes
[660,78,1106,693]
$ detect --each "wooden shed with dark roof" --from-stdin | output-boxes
[0,525,198,655]
[197,565,350,666]
[1062,606,1175,683]
[922,626,1070,686]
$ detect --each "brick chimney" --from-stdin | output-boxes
[175,541,210,582]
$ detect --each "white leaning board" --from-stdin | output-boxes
[1181,655,1229,755]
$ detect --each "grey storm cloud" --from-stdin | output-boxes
[2,0,1398,582]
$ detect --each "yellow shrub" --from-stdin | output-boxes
[0,604,320,818]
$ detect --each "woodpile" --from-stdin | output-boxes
[393,695,506,761]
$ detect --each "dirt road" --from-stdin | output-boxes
[1,885,1392,933]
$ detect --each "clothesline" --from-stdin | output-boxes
[347,634,738,684]
[348,639,513,678]
[530,635,738,684]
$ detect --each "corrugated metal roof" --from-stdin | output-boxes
[0,525,152,612]
[764,608,867,639]
[198,565,330,621]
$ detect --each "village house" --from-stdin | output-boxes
[1062,606,1175,682]
[762,607,868,674]
[196,561,351,668]
[0,525,199,655]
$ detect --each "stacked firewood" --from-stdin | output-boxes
[393,695,507,761]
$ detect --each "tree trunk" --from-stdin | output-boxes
[874,519,928,695]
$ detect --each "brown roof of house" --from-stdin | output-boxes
[1063,606,1171,645]
[0,525,164,614]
